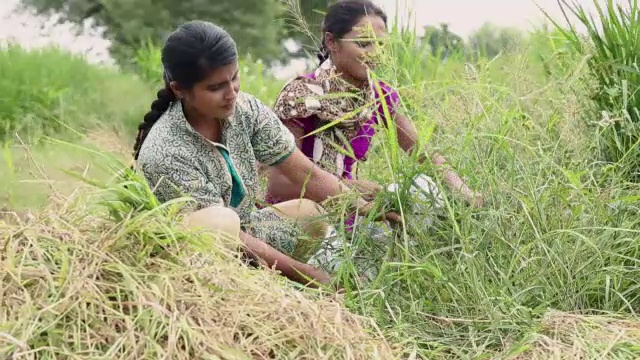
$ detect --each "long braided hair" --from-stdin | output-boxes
[132,20,238,161]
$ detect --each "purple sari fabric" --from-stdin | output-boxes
[297,72,401,180]
[266,73,400,231]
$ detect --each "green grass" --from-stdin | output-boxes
[0,44,152,141]
[327,17,640,358]
[542,0,640,181]
[0,45,153,210]
[3,11,640,358]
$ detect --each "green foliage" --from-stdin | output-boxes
[543,0,640,181]
[281,0,333,57]
[420,23,466,59]
[468,22,526,59]
[0,44,151,142]
[22,0,326,66]
[5,11,640,358]
[0,44,153,209]
[133,39,163,86]
[340,24,640,358]
[20,0,298,66]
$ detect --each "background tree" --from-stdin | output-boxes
[19,0,332,67]
[468,22,525,59]
[421,23,465,59]
[281,0,334,58]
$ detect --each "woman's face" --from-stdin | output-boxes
[171,61,240,121]
[326,15,387,84]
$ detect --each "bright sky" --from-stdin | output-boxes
[0,0,628,73]
[375,0,615,36]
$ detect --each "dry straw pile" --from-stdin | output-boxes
[0,188,400,359]
[513,311,640,359]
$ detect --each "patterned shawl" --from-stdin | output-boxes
[273,59,398,179]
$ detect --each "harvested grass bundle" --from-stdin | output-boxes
[0,192,398,359]
[511,310,640,359]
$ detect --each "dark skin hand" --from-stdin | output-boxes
[267,122,386,204]
[239,231,332,288]
[239,148,401,288]
[275,148,403,224]
[392,113,484,208]
[343,178,382,202]
[267,112,483,212]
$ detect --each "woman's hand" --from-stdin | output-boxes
[345,179,382,202]
[467,191,485,208]
[357,201,404,225]
[271,149,403,226]
[299,264,347,293]
[459,187,485,208]
[239,231,337,289]
[434,161,485,209]
[299,264,333,287]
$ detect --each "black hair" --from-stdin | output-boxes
[133,20,238,160]
[317,0,387,64]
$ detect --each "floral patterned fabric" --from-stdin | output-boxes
[272,59,400,181]
[136,91,302,254]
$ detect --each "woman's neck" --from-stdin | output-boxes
[327,57,368,90]
[193,119,222,143]
[339,71,367,90]
[183,102,222,143]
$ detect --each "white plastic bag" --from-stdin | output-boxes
[386,173,445,224]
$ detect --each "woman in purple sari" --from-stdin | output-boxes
[266,0,483,212]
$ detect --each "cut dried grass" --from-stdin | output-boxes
[0,193,399,359]
[510,310,640,359]
[84,127,131,159]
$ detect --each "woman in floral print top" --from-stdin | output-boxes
[266,0,484,209]
[132,20,400,289]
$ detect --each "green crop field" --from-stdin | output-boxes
[2,1,640,358]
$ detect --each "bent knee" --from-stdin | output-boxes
[281,198,326,218]
[183,205,241,237]
[298,199,326,216]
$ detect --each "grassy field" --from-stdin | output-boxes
[2,9,640,358]
[0,44,153,210]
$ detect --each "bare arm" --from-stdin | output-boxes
[343,178,382,201]
[239,231,330,287]
[268,120,383,203]
[274,148,402,223]
[266,121,309,202]
[268,155,381,202]
[393,113,483,207]
[274,148,358,205]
